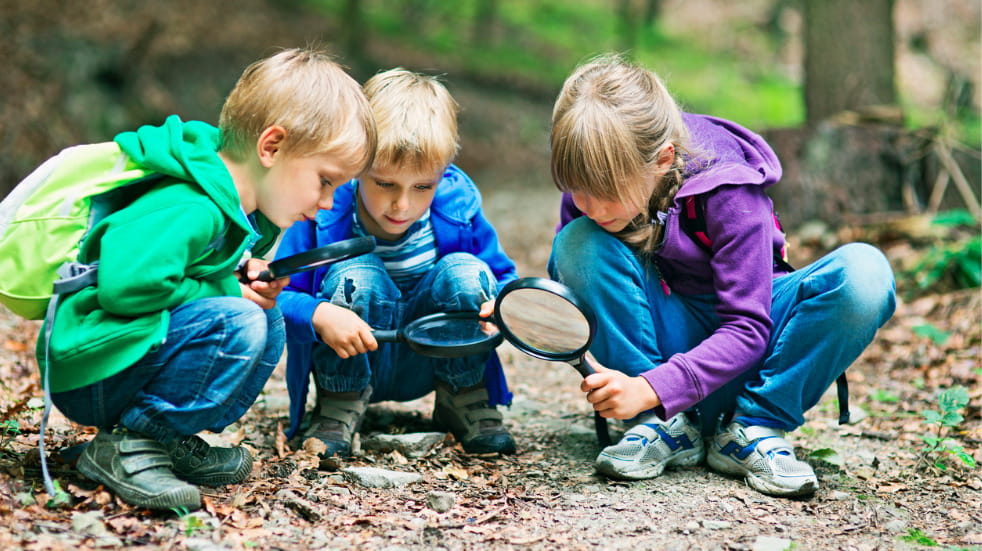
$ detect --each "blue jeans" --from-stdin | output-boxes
[549,220,896,434]
[311,253,496,401]
[52,297,285,445]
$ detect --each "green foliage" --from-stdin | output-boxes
[171,506,206,537]
[870,389,900,403]
[809,447,843,466]
[902,210,981,298]
[45,480,71,509]
[0,419,20,450]
[918,386,977,472]
[902,528,938,546]
[912,323,951,346]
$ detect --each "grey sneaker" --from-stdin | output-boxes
[168,435,252,487]
[706,422,818,497]
[306,386,372,460]
[433,381,516,455]
[595,412,705,479]
[76,428,200,510]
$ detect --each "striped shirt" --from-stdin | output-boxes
[352,208,437,288]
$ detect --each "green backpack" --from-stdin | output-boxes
[0,142,162,320]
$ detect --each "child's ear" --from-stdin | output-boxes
[656,143,675,170]
[257,125,288,168]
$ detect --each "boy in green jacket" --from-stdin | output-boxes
[37,48,377,510]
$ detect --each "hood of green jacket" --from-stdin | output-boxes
[114,114,255,238]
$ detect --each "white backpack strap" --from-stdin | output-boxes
[38,261,100,502]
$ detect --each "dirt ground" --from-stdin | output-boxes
[0,188,979,550]
[0,1,979,550]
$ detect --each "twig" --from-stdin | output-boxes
[931,142,981,220]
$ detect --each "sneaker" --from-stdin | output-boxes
[433,381,516,455]
[76,428,200,510]
[595,412,704,480]
[168,435,252,487]
[706,422,818,497]
[306,386,372,460]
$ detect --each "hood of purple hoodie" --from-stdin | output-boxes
[674,113,782,199]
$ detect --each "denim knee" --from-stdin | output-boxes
[428,253,495,309]
[321,255,399,318]
[550,218,622,288]
[826,243,897,328]
[204,297,269,361]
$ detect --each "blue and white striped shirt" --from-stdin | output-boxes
[352,208,437,288]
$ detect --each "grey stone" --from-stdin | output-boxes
[426,490,455,513]
[342,466,423,488]
[361,432,446,458]
[752,536,793,551]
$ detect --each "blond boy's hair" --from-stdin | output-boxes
[219,48,377,172]
[363,68,459,172]
[551,53,690,254]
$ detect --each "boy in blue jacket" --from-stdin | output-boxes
[277,68,519,460]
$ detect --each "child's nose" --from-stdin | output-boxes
[392,192,410,211]
[318,188,334,210]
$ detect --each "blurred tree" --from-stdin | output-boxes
[472,0,499,47]
[342,0,365,62]
[803,0,898,124]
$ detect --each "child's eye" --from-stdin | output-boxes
[376,181,393,188]
[415,184,434,192]
[320,177,333,187]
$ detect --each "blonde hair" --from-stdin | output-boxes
[363,68,459,173]
[551,54,690,254]
[219,48,377,172]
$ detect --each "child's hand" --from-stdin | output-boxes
[580,358,662,420]
[478,299,495,319]
[313,302,378,359]
[238,258,289,309]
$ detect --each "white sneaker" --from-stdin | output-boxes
[595,413,705,480]
[707,422,818,497]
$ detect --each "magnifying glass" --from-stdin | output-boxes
[373,311,503,358]
[493,277,611,447]
[253,236,377,282]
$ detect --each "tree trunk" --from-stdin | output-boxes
[803,0,897,124]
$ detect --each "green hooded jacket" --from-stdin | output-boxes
[38,115,280,393]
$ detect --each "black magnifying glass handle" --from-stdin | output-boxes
[569,356,595,379]
[372,329,400,343]
[572,356,611,447]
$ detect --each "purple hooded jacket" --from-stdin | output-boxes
[558,113,792,420]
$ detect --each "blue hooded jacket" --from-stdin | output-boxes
[277,164,518,438]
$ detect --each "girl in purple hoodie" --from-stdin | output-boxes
[548,54,896,497]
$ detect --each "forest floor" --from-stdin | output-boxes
[1,1,979,550]
[0,193,979,550]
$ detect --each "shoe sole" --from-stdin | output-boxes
[177,455,253,487]
[595,447,705,480]
[77,451,201,510]
[706,449,818,497]
[432,410,517,455]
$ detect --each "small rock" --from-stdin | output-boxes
[342,466,422,488]
[71,511,122,547]
[425,491,455,513]
[702,520,731,530]
[184,538,225,551]
[684,521,700,532]
[884,519,908,533]
[361,432,446,458]
[829,490,851,501]
[752,536,792,551]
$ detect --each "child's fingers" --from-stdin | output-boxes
[580,372,608,393]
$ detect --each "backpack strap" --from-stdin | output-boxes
[678,194,850,425]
